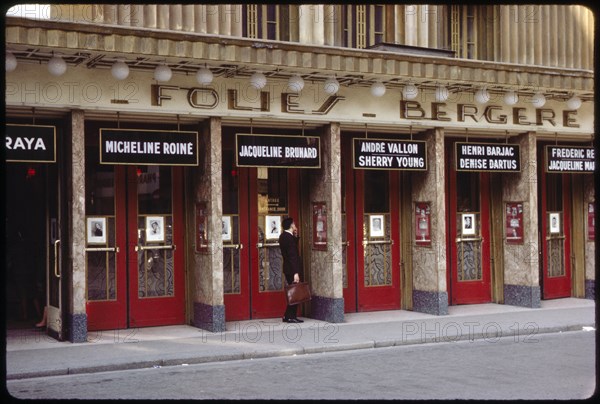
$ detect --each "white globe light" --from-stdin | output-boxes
[566,95,582,110]
[474,88,490,104]
[531,92,546,108]
[403,83,418,100]
[196,67,213,85]
[6,51,17,72]
[249,72,267,90]
[288,75,305,92]
[154,64,172,82]
[435,85,449,102]
[48,55,67,77]
[324,76,339,95]
[504,90,519,106]
[370,81,386,97]
[111,60,129,80]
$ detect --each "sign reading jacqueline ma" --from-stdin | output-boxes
[546,145,595,173]
[353,138,427,170]
[456,142,520,172]
[100,129,199,165]
[5,124,56,163]
[236,134,320,168]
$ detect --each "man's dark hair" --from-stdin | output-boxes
[282,217,294,230]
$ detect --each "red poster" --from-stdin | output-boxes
[195,202,208,252]
[505,202,524,244]
[312,202,327,250]
[588,202,595,241]
[415,202,431,246]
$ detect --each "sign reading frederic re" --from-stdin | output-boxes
[456,142,521,172]
[5,124,56,163]
[100,128,199,165]
[236,134,320,168]
[353,138,427,170]
[546,145,595,173]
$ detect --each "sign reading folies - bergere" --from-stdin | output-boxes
[236,134,320,168]
[546,145,595,173]
[353,138,427,170]
[5,124,56,163]
[100,129,199,165]
[455,142,521,172]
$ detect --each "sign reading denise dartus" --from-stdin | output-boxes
[455,142,521,172]
[236,134,321,168]
[353,138,427,170]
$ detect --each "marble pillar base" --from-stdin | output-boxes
[311,295,345,323]
[412,290,448,315]
[69,313,88,343]
[503,284,541,308]
[193,302,226,332]
[585,279,595,300]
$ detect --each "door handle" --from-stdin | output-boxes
[224,243,244,250]
[456,237,482,243]
[85,246,120,253]
[135,245,176,251]
[362,239,393,246]
[257,242,279,248]
[54,239,61,278]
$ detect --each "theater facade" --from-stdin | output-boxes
[4,4,595,342]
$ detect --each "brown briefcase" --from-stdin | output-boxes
[284,282,311,305]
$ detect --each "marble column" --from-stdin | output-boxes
[501,132,540,308]
[69,109,88,342]
[308,123,344,323]
[191,117,225,332]
[410,128,448,315]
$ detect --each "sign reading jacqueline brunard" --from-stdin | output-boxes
[353,138,427,170]
[236,134,320,168]
[100,129,199,165]
[5,124,56,163]
[546,145,595,173]
[455,142,520,172]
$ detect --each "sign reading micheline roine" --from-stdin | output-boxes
[546,145,595,173]
[353,138,427,170]
[100,129,199,165]
[455,142,521,172]
[236,134,321,168]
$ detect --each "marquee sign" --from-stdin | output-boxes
[455,142,521,172]
[546,145,595,173]
[100,128,199,166]
[5,124,56,163]
[236,134,321,168]
[353,138,427,170]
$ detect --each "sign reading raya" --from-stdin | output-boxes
[546,145,595,173]
[236,134,321,168]
[455,142,520,172]
[5,124,56,163]
[353,138,427,170]
[100,129,199,165]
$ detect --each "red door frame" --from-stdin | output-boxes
[540,172,572,299]
[446,141,492,305]
[342,137,357,312]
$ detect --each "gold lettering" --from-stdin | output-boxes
[282,93,303,114]
[152,84,177,107]
[536,109,556,126]
[458,104,478,122]
[432,102,451,121]
[400,101,425,119]
[512,107,531,125]
[563,110,580,128]
[483,105,507,124]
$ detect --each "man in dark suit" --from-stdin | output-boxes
[279,217,304,323]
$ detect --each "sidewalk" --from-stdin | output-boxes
[5,298,595,380]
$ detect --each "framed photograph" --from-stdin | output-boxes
[549,212,561,235]
[87,217,107,245]
[415,202,431,246]
[588,203,595,241]
[369,215,385,238]
[505,202,524,244]
[461,213,476,236]
[146,216,165,243]
[312,201,327,250]
[222,216,232,242]
[265,215,281,240]
[196,202,208,252]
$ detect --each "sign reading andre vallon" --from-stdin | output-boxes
[5,124,56,163]
[353,138,427,170]
[100,129,199,165]
[236,134,320,168]
[456,142,520,172]
[546,146,595,173]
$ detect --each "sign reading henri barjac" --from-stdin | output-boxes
[353,138,427,170]
[236,134,321,168]
[5,124,56,163]
[455,142,521,172]
[100,129,199,165]
[546,145,595,173]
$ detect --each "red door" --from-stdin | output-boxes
[446,142,492,305]
[540,172,572,299]
[343,136,402,312]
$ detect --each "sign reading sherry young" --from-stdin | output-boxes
[100,129,199,165]
[546,145,595,173]
[236,134,320,168]
[5,124,56,163]
[456,142,520,172]
[353,138,427,170]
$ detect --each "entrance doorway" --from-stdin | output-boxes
[342,136,402,312]
[85,131,185,331]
